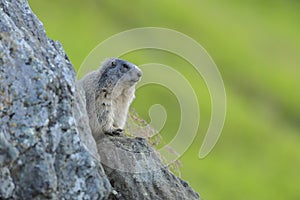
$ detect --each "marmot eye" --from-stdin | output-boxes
[111,60,116,67]
[122,63,129,69]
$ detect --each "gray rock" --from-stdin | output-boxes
[0,167,15,198]
[0,0,200,199]
[0,0,111,199]
[98,136,200,200]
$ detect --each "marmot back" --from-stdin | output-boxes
[78,58,142,139]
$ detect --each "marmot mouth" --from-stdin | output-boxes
[131,78,141,83]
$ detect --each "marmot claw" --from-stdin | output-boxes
[105,128,124,136]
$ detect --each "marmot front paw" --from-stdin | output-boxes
[104,128,124,136]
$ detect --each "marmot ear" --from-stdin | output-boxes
[111,60,116,67]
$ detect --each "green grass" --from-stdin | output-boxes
[28,0,300,199]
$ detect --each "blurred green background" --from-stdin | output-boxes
[28,0,300,199]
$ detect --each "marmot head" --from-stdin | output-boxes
[98,58,142,90]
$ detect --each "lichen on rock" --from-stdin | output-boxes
[0,0,111,199]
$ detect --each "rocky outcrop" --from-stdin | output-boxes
[0,0,200,199]
[0,0,111,199]
[98,136,199,200]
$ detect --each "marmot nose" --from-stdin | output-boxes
[137,70,142,77]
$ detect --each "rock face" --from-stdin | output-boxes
[98,136,200,200]
[0,0,200,199]
[0,0,111,199]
